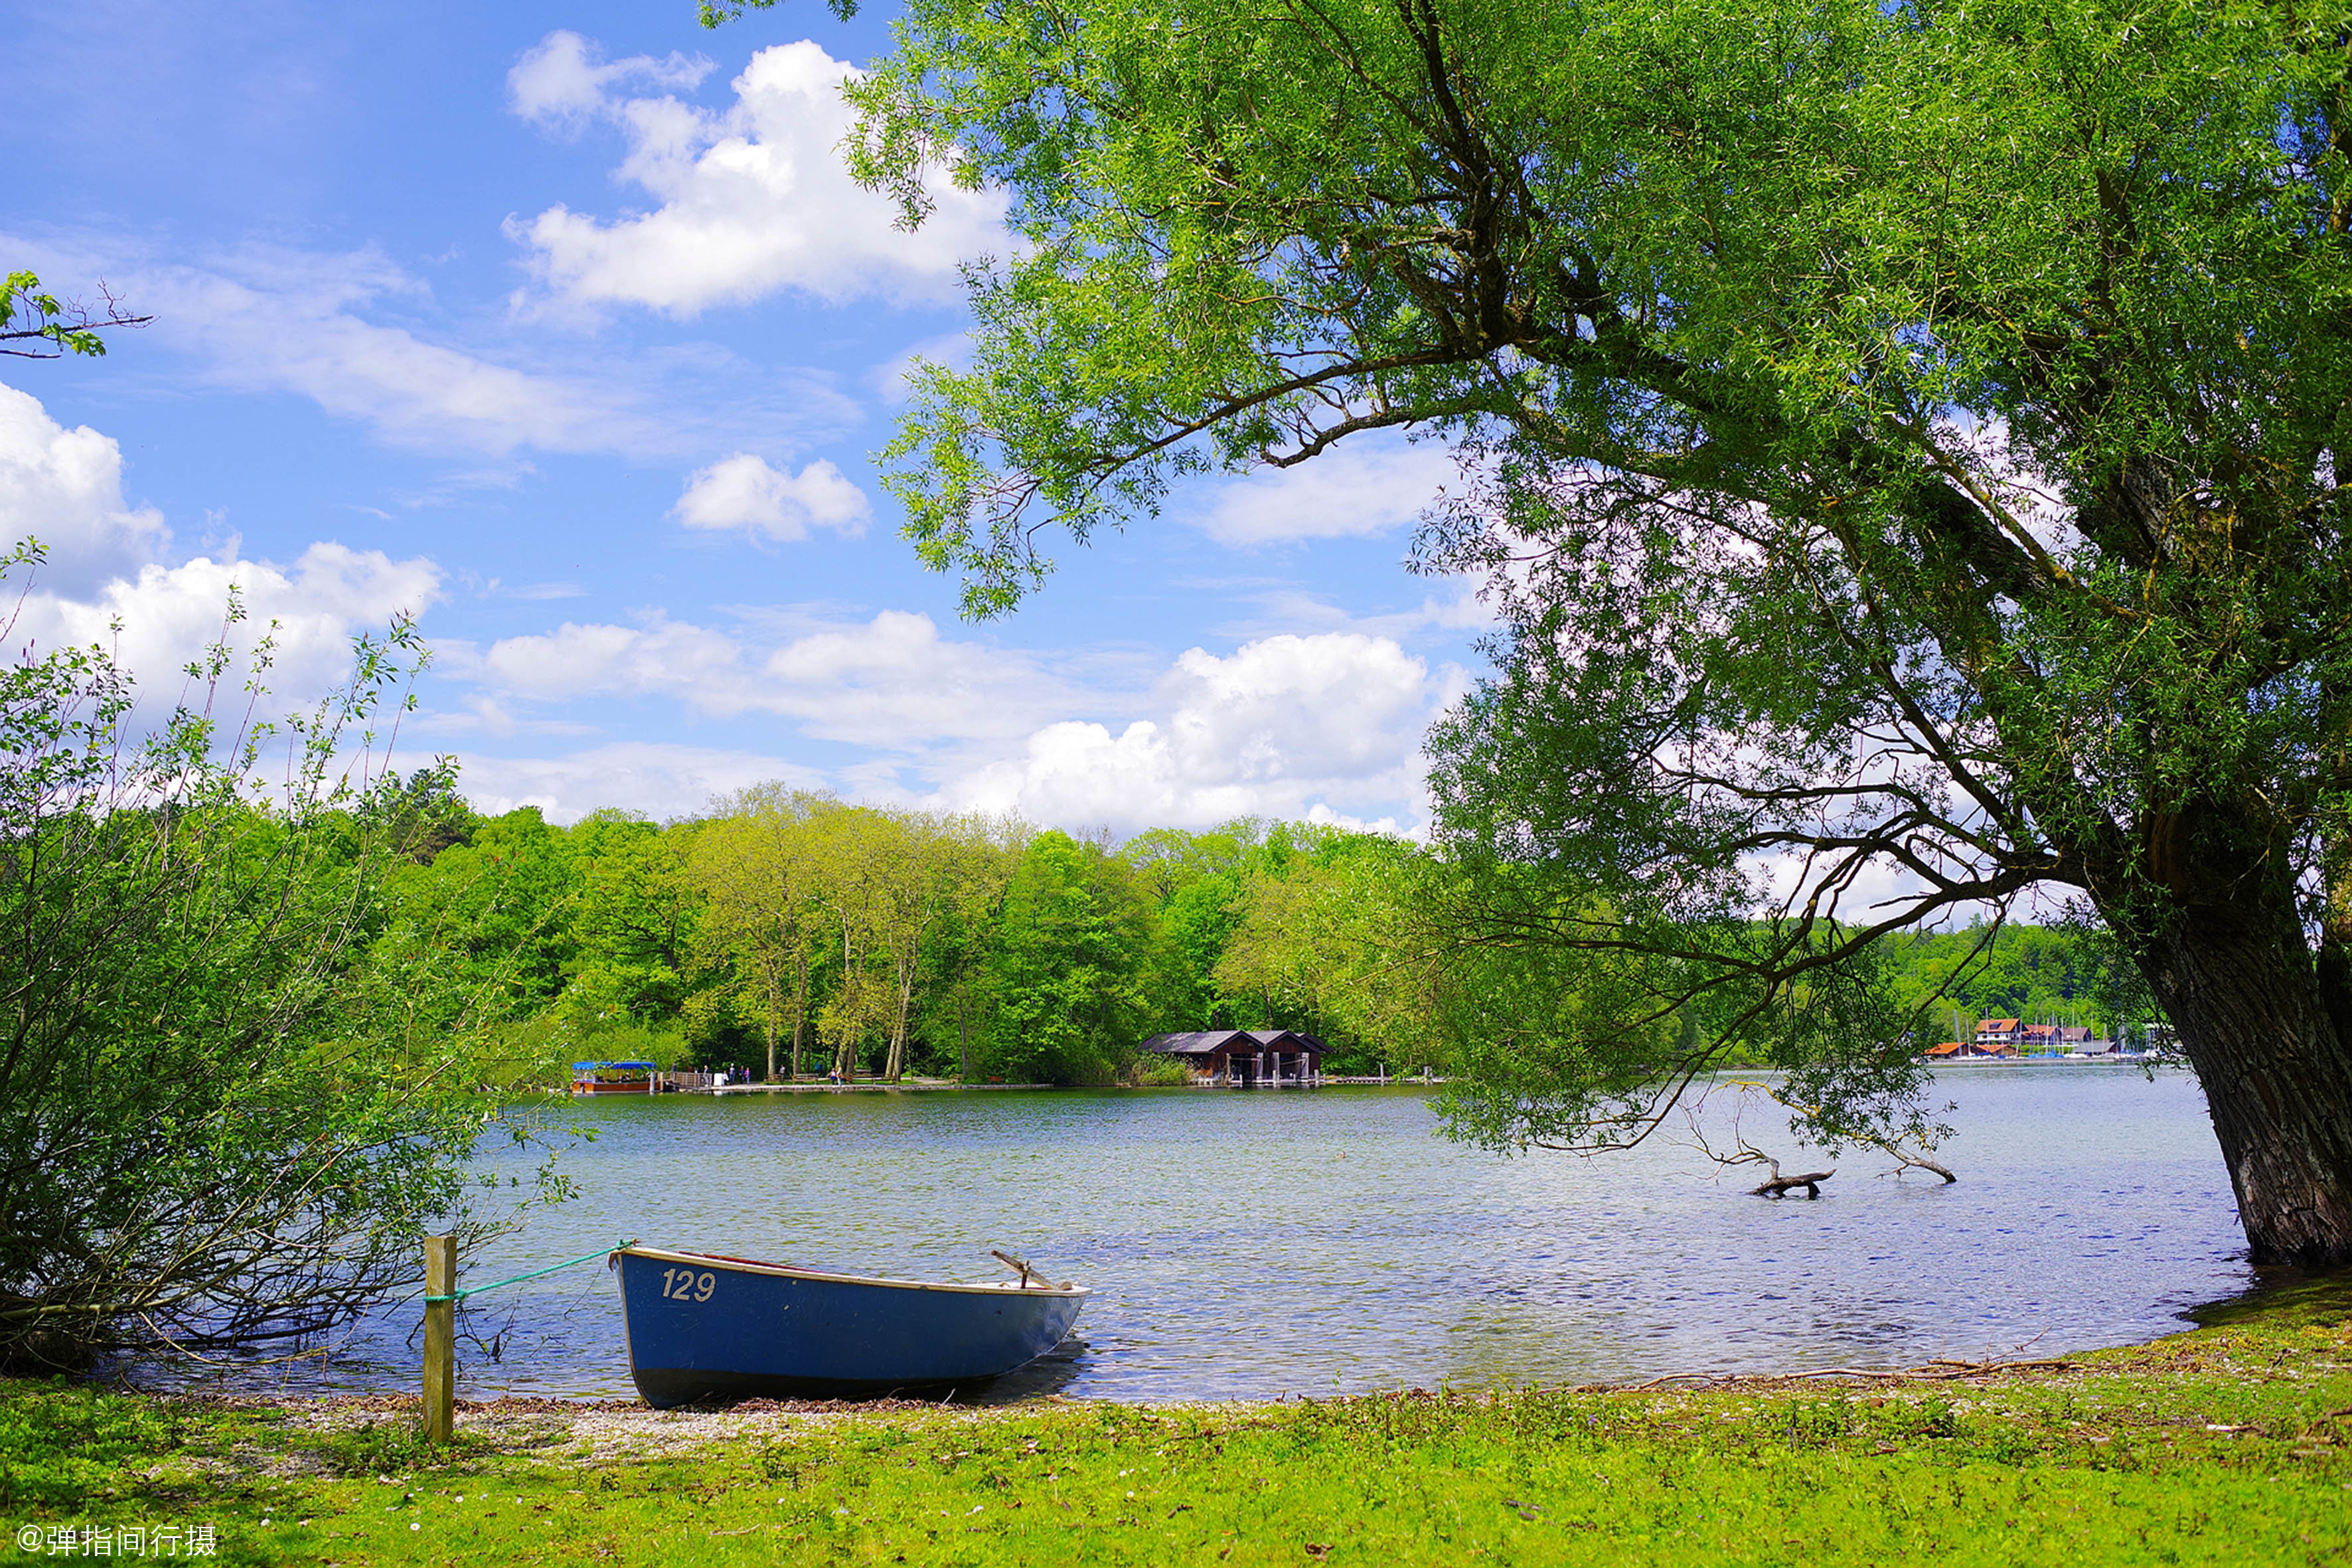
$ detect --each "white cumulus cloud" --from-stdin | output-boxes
[759,609,1058,745]
[9,542,443,726]
[0,388,441,734]
[469,613,746,704]
[944,633,1450,832]
[672,453,869,540]
[437,613,1453,832]
[1197,438,1462,548]
[0,384,439,722]
[451,608,1071,748]
[508,30,712,133]
[0,383,171,595]
[506,34,1010,315]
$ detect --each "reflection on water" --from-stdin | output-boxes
[141,1067,2248,1403]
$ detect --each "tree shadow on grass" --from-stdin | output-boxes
[2182,1267,2352,1331]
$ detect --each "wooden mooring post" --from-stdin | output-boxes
[422,1234,455,1444]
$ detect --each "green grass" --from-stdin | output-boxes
[4,1281,2348,1565]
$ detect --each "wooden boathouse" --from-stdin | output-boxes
[1138,1028,1328,1086]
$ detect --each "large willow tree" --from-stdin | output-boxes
[717,0,2352,1262]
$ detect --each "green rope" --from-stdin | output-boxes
[424,1239,637,1304]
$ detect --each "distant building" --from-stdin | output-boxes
[1974,1017,2022,1049]
[2019,1024,2059,1051]
[1138,1029,1327,1086]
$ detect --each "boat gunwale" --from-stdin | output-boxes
[617,1244,1089,1299]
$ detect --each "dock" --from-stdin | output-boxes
[653,1074,1449,1095]
[681,1077,1051,1095]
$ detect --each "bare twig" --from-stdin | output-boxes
[1614,1354,2078,1392]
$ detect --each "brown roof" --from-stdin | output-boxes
[1924,1042,1964,1057]
[1138,1029,1328,1057]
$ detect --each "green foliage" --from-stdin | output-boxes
[1215,832,1452,1069]
[980,830,1154,1084]
[380,807,578,1021]
[0,270,147,361]
[0,542,552,1370]
[783,0,2352,1255]
[1127,1054,1194,1087]
[556,812,702,1030]
[380,761,2139,1106]
[688,787,833,1079]
[381,765,480,864]
[1875,922,2146,1038]
[1153,874,1245,1028]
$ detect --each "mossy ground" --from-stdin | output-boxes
[3,1279,2347,1565]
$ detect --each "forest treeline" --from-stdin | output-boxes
[374,773,2146,1088]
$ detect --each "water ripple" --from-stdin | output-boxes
[143,1067,2245,1403]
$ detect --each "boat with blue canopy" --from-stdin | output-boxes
[611,1244,1087,1405]
[570,1061,656,1095]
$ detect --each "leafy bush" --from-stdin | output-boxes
[0,543,558,1370]
[1126,1055,1194,1087]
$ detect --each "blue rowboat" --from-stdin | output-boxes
[611,1245,1088,1406]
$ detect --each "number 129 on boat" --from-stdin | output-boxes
[661,1269,716,1301]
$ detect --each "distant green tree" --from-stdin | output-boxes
[381,806,578,1019]
[1216,834,1449,1069]
[905,815,1021,1080]
[1869,921,2146,1041]
[558,812,702,1028]
[1119,819,1266,902]
[1154,874,1246,1030]
[982,830,1155,1083]
[1123,819,1381,1034]
[688,787,834,1080]
[381,764,479,865]
[914,884,997,1081]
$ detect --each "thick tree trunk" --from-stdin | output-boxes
[763,965,779,1082]
[2128,881,2352,1267]
[958,990,971,1083]
[884,957,915,1081]
[791,949,809,1079]
[834,927,858,1079]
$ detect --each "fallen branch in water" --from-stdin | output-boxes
[1713,1081,1960,1184]
[1881,1148,1958,1183]
[1751,1169,1834,1200]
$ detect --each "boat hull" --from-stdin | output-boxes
[613,1247,1087,1407]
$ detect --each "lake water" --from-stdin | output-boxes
[159,1067,2251,1403]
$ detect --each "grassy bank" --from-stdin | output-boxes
[4,1282,2347,1566]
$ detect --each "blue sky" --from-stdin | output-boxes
[1,0,1487,832]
